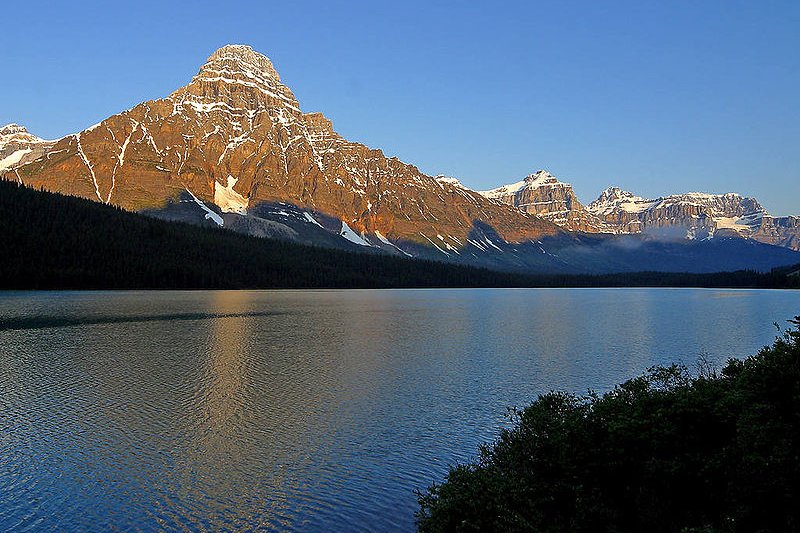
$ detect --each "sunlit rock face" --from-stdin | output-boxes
[481,170,616,233]
[4,44,560,255]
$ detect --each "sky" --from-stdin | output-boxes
[2,0,798,214]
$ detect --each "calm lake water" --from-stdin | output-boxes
[1,289,798,531]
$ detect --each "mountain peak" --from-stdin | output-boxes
[523,170,561,186]
[587,187,652,216]
[1,123,29,136]
[0,123,47,146]
[481,169,564,199]
[525,169,555,180]
[173,44,300,114]
[597,186,631,201]
[202,44,281,81]
[435,175,467,189]
[0,123,54,172]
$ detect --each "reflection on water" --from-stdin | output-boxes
[0,288,798,531]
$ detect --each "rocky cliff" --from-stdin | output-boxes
[587,187,800,249]
[480,170,615,233]
[478,168,799,251]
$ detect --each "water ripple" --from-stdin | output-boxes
[1,288,798,531]
[0,311,290,331]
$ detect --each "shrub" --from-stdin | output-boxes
[417,317,800,532]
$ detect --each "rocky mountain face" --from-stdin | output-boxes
[4,45,560,259]
[0,124,55,175]
[587,187,800,250]
[754,215,800,250]
[480,170,615,233]
[478,170,799,251]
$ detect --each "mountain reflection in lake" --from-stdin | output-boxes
[1,288,798,531]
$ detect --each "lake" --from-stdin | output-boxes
[1,288,798,531]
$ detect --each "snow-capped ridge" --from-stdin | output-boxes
[587,187,654,216]
[0,124,48,146]
[1,124,30,136]
[477,169,616,232]
[480,169,564,199]
[587,188,764,218]
[586,186,775,241]
[0,124,57,173]
[435,175,468,189]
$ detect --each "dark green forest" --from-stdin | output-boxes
[1,180,798,289]
[417,317,800,532]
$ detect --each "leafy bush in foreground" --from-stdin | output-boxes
[417,317,800,532]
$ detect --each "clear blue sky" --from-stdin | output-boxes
[2,0,798,214]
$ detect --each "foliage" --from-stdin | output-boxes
[0,180,798,289]
[417,317,800,532]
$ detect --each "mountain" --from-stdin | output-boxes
[4,44,560,260]
[479,170,799,251]
[480,170,615,233]
[587,187,800,250]
[3,44,799,273]
[587,188,764,237]
[0,124,55,175]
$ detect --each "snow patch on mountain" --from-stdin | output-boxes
[340,221,370,246]
[375,230,412,256]
[214,176,248,214]
[435,176,467,189]
[303,211,323,227]
[0,148,32,172]
[186,188,224,226]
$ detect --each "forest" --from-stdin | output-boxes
[1,180,798,290]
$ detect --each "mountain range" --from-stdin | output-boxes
[483,170,799,250]
[3,44,799,274]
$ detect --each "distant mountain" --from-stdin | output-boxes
[0,124,55,175]
[482,171,800,251]
[3,44,799,272]
[587,187,800,249]
[480,170,614,233]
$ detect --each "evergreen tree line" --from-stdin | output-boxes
[1,180,798,290]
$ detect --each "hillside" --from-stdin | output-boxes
[1,180,798,290]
